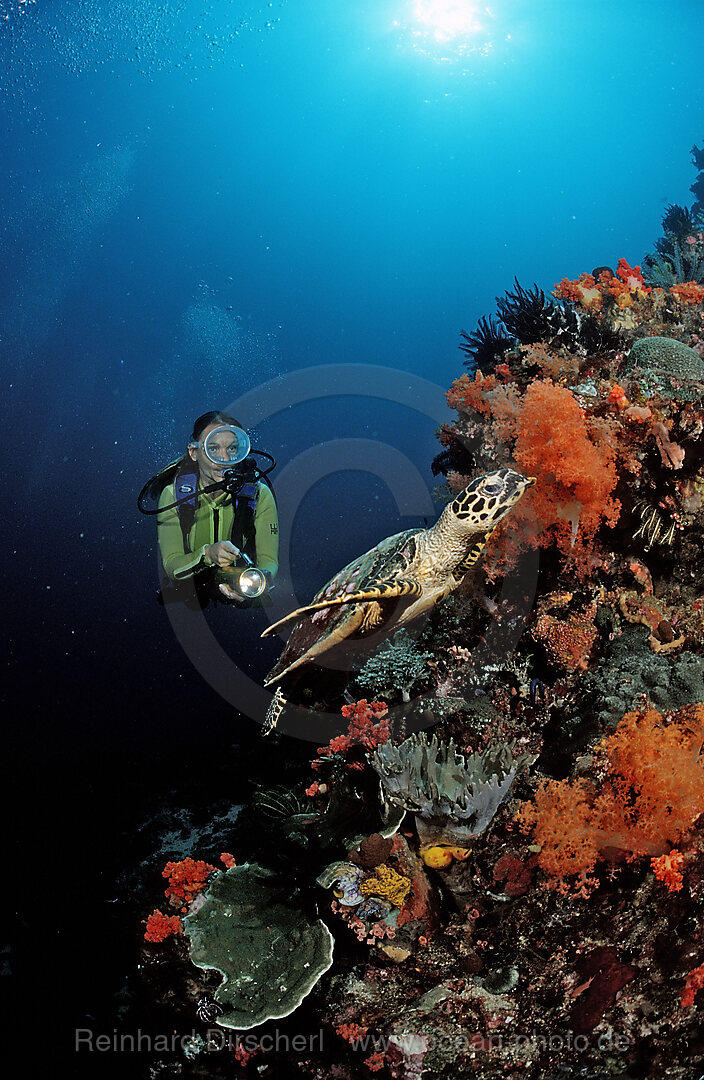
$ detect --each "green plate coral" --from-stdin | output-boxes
[183,863,334,1030]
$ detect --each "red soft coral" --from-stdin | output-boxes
[317,699,390,760]
[681,963,704,1008]
[516,704,704,895]
[162,857,218,906]
[144,908,182,942]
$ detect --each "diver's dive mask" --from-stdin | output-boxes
[189,425,251,468]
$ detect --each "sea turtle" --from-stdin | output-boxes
[262,468,534,689]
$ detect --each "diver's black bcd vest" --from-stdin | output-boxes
[159,459,263,563]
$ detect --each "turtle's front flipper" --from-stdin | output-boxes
[261,577,422,638]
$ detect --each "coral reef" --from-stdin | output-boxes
[444,372,622,575]
[135,171,704,1077]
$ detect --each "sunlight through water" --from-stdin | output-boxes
[393,0,500,62]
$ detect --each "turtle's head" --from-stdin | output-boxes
[449,468,535,530]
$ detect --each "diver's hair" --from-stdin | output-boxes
[191,411,243,441]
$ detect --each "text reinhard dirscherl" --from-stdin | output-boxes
[74,1027,632,1055]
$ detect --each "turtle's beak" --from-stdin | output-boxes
[510,473,536,495]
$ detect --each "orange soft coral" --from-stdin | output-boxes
[517,704,704,895]
[446,371,498,416]
[509,380,620,574]
[553,272,603,311]
[445,376,621,577]
[669,281,704,305]
[516,777,602,897]
[651,849,685,891]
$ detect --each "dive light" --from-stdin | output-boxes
[216,553,267,599]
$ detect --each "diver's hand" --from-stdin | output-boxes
[218,583,245,602]
[205,541,240,567]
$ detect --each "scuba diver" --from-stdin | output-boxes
[138,411,279,607]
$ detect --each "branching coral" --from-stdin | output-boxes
[356,629,432,703]
[516,704,704,895]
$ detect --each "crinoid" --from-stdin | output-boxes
[459,315,515,373]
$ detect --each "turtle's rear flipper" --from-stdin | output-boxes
[262,686,286,736]
[261,577,422,638]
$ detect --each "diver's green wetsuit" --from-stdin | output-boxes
[157,482,279,583]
